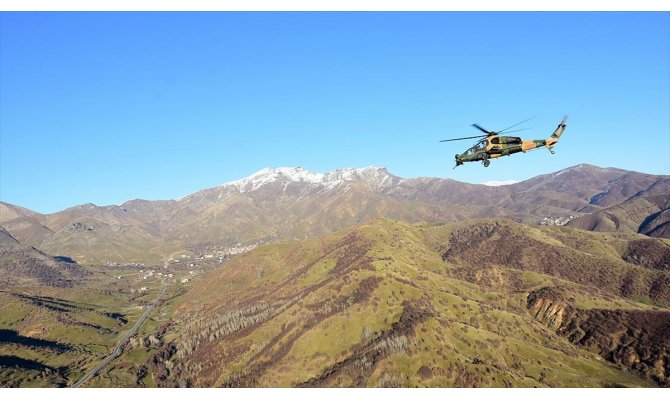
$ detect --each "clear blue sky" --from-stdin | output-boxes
[1,12,669,213]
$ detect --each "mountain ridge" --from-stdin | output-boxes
[1,164,668,263]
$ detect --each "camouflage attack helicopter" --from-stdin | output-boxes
[441,116,567,168]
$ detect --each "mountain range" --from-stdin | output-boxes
[1,164,668,264]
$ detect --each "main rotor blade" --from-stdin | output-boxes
[498,116,537,134]
[440,134,488,143]
[472,124,491,134]
[500,127,531,134]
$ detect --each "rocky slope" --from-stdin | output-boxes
[528,287,670,385]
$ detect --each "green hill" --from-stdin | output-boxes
[144,219,669,388]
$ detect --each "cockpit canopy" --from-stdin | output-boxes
[491,136,522,145]
[465,139,487,155]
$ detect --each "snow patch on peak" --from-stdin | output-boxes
[223,167,324,193]
[221,166,399,193]
[323,166,400,191]
[482,180,519,187]
[249,167,274,177]
[274,167,325,183]
[553,164,599,177]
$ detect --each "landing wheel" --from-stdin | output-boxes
[483,159,490,167]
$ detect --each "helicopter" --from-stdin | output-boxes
[441,116,567,168]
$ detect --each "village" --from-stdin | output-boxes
[108,241,265,295]
[539,214,576,226]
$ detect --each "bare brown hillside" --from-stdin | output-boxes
[528,287,670,385]
[0,227,89,288]
[568,194,670,238]
[440,221,670,306]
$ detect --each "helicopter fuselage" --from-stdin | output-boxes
[454,119,566,168]
[456,137,548,165]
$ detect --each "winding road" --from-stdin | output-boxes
[71,277,171,387]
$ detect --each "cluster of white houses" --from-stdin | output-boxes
[539,214,576,226]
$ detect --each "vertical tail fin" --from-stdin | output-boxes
[546,116,567,151]
[550,115,568,140]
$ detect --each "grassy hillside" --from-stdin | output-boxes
[149,219,669,388]
[3,218,668,387]
[0,260,177,388]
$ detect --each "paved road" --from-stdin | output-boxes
[71,282,168,388]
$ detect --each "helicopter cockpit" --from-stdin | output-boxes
[465,139,487,155]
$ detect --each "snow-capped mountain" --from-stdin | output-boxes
[1,164,667,264]
[222,166,403,194]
